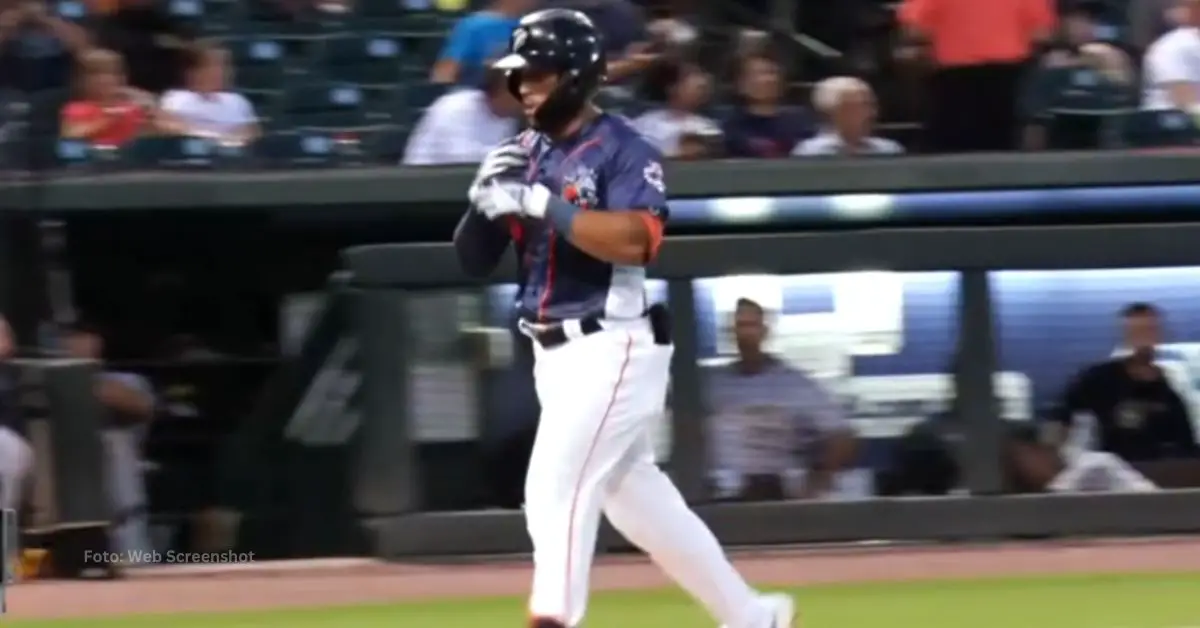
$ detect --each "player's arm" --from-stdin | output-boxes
[536,145,667,266]
[453,208,513,277]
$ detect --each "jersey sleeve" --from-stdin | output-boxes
[604,140,669,222]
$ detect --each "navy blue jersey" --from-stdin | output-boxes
[512,113,669,322]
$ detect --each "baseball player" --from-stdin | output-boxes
[452,9,795,628]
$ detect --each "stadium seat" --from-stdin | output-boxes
[403,82,447,111]
[324,33,403,86]
[231,37,287,90]
[55,138,93,169]
[125,136,246,169]
[358,0,405,28]
[283,83,368,128]
[399,33,445,77]
[242,88,284,128]
[257,130,343,167]
[1120,110,1200,148]
[54,0,89,23]
[164,0,206,32]
[365,124,408,163]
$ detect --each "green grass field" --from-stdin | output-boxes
[8,573,1200,627]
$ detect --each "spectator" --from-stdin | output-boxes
[897,0,1055,152]
[706,298,858,501]
[1141,0,1200,113]
[1021,4,1134,150]
[1010,303,1200,492]
[403,65,519,165]
[0,1,91,94]
[95,0,193,94]
[63,321,158,562]
[721,53,813,158]
[792,76,903,156]
[633,61,722,158]
[59,48,153,146]
[430,0,533,87]
[158,43,259,145]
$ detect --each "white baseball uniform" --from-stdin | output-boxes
[454,114,787,628]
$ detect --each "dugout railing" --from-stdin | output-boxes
[343,224,1200,558]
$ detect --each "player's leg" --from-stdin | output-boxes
[524,329,650,627]
[0,425,33,511]
[599,342,790,628]
[602,433,785,627]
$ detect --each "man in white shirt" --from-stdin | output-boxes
[159,43,259,144]
[402,66,519,165]
[792,76,904,156]
[1140,0,1200,112]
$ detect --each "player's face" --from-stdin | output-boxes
[1123,313,1161,356]
[733,307,766,357]
[517,69,560,122]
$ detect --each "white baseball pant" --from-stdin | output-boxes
[524,317,773,628]
[0,425,33,512]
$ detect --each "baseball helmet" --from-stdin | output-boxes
[493,9,607,134]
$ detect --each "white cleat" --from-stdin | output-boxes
[720,593,796,628]
[762,593,797,628]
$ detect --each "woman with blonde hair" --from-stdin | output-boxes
[59,48,155,146]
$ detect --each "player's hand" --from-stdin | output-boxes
[473,179,551,221]
[468,141,529,202]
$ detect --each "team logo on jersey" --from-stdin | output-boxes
[643,161,665,194]
[562,164,598,208]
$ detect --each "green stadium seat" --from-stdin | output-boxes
[125,136,247,170]
[365,124,409,163]
[257,130,342,167]
[284,82,368,128]
[324,33,404,86]
[231,37,287,90]
[1120,110,1200,148]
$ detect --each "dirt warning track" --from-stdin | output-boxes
[6,538,1200,619]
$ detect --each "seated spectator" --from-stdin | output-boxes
[60,48,154,146]
[633,61,722,158]
[792,76,903,156]
[706,298,859,501]
[158,43,259,145]
[1009,303,1200,492]
[721,52,813,158]
[96,0,193,94]
[1021,4,1135,150]
[403,66,518,165]
[64,321,158,561]
[430,0,532,87]
[1141,0,1200,115]
[0,1,90,94]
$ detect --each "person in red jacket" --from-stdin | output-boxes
[59,48,154,147]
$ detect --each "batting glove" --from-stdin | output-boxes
[473,180,555,221]
[468,141,529,207]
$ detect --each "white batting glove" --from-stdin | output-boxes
[473,180,552,221]
[467,141,530,206]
